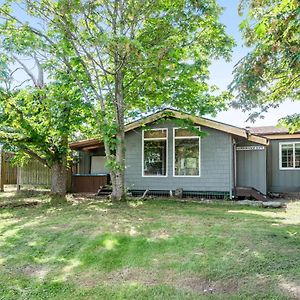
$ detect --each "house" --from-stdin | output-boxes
[70,109,300,199]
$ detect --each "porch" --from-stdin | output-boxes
[70,139,110,193]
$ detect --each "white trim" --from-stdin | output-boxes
[279,142,300,170]
[143,138,166,140]
[142,128,168,177]
[173,127,201,177]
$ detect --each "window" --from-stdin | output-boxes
[143,129,167,176]
[280,142,300,169]
[173,127,200,176]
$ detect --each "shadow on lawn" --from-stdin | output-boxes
[0,189,52,209]
[228,201,300,225]
[0,193,300,299]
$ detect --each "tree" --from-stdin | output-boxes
[1,0,234,200]
[230,0,300,123]
[0,43,89,197]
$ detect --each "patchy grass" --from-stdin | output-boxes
[0,190,299,299]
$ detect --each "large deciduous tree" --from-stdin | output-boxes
[1,0,234,200]
[0,46,89,197]
[230,0,300,123]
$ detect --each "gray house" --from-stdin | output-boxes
[70,109,300,199]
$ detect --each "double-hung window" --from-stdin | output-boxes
[280,142,300,169]
[143,129,167,176]
[173,128,200,176]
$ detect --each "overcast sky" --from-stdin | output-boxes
[208,0,300,127]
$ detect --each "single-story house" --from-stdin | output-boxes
[70,109,300,199]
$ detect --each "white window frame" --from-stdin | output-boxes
[279,142,300,170]
[173,127,201,177]
[142,128,168,177]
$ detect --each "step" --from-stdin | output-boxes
[235,186,270,202]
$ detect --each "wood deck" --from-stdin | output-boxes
[72,174,110,193]
[235,186,270,202]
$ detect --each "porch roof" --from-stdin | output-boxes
[248,125,300,140]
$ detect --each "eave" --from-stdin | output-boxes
[263,134,300,140]
[70,109,269,150]
[125,109,269,145]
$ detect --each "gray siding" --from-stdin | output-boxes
[124,121,232,192]
[268,139,300,192]
[235,141,267,194]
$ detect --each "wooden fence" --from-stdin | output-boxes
[2,152,17,184]
[0,151,76,191]
[0,151,52,190]
[17,159,51,187]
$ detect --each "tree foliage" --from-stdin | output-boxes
[0,0,234,200]
[230,0,300,122]
[0,22,91,196]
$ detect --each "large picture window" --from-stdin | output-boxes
[143,129,167,176]
[173,128,200,176]
[280,142,300,169]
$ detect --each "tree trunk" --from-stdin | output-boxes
[110,131,126,201]
[110,65,126,201]
[50,160,67,197]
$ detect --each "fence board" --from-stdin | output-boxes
[18,160,51,186]
[3,153,17,184]
[1,151,73,190]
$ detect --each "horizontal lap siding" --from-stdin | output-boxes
[268,139,300,192]
[125,121,232,192]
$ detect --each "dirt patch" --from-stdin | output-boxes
[218,278,242,294]
[19,264,49,279]
[73,271,106,288]
[108,267,159,285]
[0,201,39,209]
[75,267,241,295]
[150,229,170,240]
[175,277,219,294]
[108,269,243,295]
[74,268,159,288]
[279,278,300,299]
[173,276,242,294]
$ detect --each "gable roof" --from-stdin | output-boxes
[70,109,268,150]
[126,109,268,144]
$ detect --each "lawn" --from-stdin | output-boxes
[0,190,299,299]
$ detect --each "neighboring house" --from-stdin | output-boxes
[70,109,299,198]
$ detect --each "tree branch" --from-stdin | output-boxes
[21,147,50,167]
[12,55,38,87]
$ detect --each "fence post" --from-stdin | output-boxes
[66,168,72,193]
[16,166,21,191]
[0,150,5,192]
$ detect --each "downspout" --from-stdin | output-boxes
[232,138,237,198]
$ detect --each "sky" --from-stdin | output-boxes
[208,0,300,127]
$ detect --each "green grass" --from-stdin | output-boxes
[0,190,299,299]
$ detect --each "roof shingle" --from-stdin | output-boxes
[247,126,290,135]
